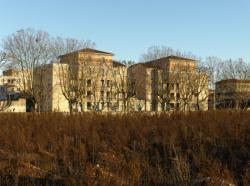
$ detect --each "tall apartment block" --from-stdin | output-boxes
[128,56,208,111]
[36,48,127,112]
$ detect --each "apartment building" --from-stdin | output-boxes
[129,56,208,111]
[0,69,26,112]
[216,79,250,109]
[0,49,208,113]
[37,48,128,112]
[0,69,23,98]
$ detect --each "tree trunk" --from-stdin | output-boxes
[69,102,73,113]
[196,96,200,111]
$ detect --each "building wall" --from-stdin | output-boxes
[0,98,26,112]
[51,63,70,112]
[35,63,70,112]
[215,79,250,109]
[36,49,128,112]
[129,56,208,112]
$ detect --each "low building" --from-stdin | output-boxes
[0,97,26,112]
[0,69,26,112]
[216,79,250,109]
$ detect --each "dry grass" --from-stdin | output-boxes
[0,111,249,185]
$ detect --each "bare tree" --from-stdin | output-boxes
[0,94,12,112]
[220,58,250,80]
[58,58,92,113]
[49,36,96,112]
[140,45,197,62]
[204,57,250,109]
[111,60,135,111]
[156,69,173,111]
[2,28,52,111]
[0,51,6,64]
[0,52,14,111]
[176,71,195,112]
[191,67,209,111]
[50,37,96,61]
[88,59,113,111]
[202,56,223,109]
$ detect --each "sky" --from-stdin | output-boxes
[0,0,249,62]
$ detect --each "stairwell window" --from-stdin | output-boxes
[101,80,104,87]
[87,79,91,87]
[107,80,112,87]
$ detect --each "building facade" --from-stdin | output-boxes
[215,79,250,109]
[0,49,209,112]
[37,48,128,112]
[128,56,208,111]
[0,69,26,112]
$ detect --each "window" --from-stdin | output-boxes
[107,91,111,99]
[170,83,175,90]
[176,103,180,110]
[87,79,91,87]
[101,80,104,87]
[176,93,180,99]
[176,84,179,90]
[167,83,170,89]
[87,102,92,110]
[100,91,104,99]
[107,80,112,87]
[170,103,175,109]
[171,93,175,98]
[87,91,91,98]
[107,102,111,108]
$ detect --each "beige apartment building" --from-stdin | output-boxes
[0,69,26,112]
[128,56,208,111]
[37,48,128,112]
[0,49,209,113]
[0,69,23,95]
[216,79,250,109]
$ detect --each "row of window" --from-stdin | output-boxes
[87,91,125,99]
[87,79,113,87]
[161,93,180,99]
[86,102,114,110]
[165,83,180,90]
[0,86,21,92]
[1,78,21,84]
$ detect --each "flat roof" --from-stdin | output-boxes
[216,79,250,84]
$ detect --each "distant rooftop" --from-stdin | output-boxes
[130,55,196,69]
[166,55,196,61]
[59,48,114,58]
[112,60,126,67]
[216,79,250,84]
[145,55,197,63]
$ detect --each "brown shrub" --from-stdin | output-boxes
[0,111,249,185]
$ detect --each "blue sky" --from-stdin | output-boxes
[0,0,249,62]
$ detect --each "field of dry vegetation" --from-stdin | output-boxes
[0,111,249,186]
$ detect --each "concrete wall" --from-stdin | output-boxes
[0,98,26,112]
